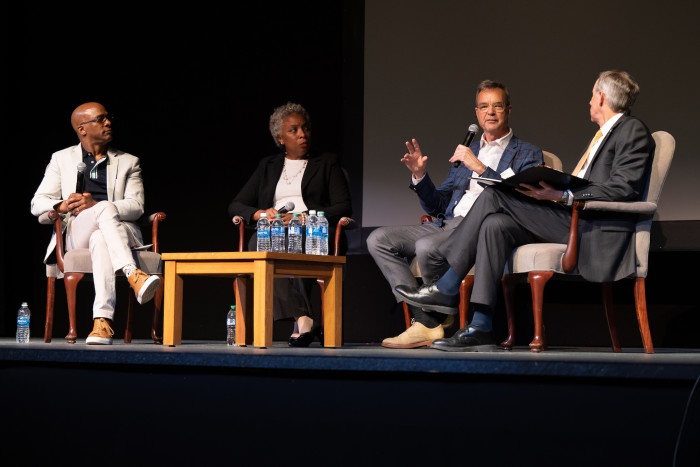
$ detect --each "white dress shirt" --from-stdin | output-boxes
[577,113,623,178]
[452,129,514,217]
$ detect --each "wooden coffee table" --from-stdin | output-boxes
[161,252,345,348]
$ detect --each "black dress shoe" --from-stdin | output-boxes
[395,284,459,315]
[430,325,496,352]
[288,326,323,347]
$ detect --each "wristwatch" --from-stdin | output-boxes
[560,189,573,206]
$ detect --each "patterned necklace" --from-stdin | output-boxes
[282,158,308,184]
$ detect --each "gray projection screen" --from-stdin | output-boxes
[363,0,700,227]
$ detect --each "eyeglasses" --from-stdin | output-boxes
[80,114,113,125]
[476,103,507,113]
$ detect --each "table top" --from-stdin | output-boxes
[161,251,346,263]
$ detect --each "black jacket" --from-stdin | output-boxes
[228,151,352,227]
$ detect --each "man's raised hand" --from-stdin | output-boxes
[401,138,428,179]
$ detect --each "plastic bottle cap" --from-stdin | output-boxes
[230,305,235,310]
[21,302,28,307]
[276,214,281,217]
[318,212,325,215]
[292,213,298,217]
[260,213,267,218]
[309,210,316,214]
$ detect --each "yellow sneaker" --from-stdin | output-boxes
[127,269,161,304]
[86,318,114,345]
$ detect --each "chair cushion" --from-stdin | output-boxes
[63,249,163,275]
[505,243,578,275]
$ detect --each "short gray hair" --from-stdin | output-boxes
[475,80,510,106]
[595,70,640,114]
[269,102,311,148]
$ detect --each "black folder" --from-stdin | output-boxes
[470,165,590,191]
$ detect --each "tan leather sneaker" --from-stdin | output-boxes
[86,318,114,345]
[381,319,445,349]
[128,269,161,304]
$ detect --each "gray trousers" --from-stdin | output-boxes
[438,188,572,309]
[367,217,463,303]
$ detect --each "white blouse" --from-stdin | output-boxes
[273,158,309,213]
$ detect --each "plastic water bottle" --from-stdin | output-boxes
[16,302,31,344]
[271,214,286,252]
[256,213,270,252]
[305,210,319,255]
[318,211,329,255]
[288,214,303,254]
[226,305,236,346]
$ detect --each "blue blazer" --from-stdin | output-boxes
[410,135,543,223]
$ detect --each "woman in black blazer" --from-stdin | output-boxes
[228,103,351,346]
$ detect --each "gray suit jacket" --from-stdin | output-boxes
[572,115,655,282]
[31,144,145,261]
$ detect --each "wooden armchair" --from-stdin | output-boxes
[40,210,166,344]
[230,214,355,345]
[500,132,674,353]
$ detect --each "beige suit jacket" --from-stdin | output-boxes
[31,144,145,261]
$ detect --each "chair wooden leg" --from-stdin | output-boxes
[528,271,553,352]
[151,275,164,344]
[64,273,84,343]
[402,302,412,329]
[459,276,474,329]
[601,282,621,352]
[44,277,56,343]
[634,277,654,354]
[125,288,136,343]
[500,274,519,350]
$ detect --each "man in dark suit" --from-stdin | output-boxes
[395,70,654,351]
[367,80,543,348]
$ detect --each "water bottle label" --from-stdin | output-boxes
[271,227,285,236]
[257,229,270,238]
[17,317,29,326]
[227,318,236,326]
[289,226,301,235]
[306,226,315,236]
[319,225,328,235]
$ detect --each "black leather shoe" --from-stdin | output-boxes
[395,284,459,315]
[430,325,497,352]
[288,325,323,347]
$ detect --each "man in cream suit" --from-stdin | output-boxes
[31,102,161,345]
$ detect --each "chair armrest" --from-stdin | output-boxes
[149,212,166,254]
[583,200,657,215]
[561,201,583,274]
[46,210,66,273]
[560,198,655,274]
[232,216,246,252]
[38,210,60,225]
[333,217,356,256]
[135,212,166,253]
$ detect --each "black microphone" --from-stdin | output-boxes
[453,124,480,168]
[277,201,295,214]
[76,162,87,193]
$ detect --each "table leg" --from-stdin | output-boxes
[163,261,183,346]
[253,260,274,348]
[322,263,343,347]
[234,276,254,346]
